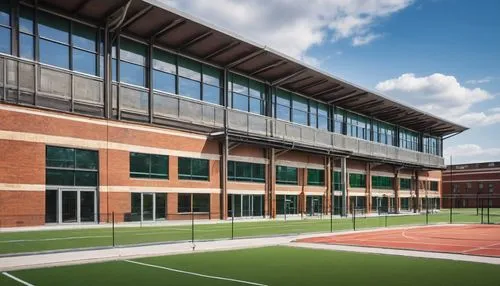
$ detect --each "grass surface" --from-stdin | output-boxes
[2,246,500,286]
[0,208,495,255]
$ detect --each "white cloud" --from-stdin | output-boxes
[444,144,500,164]
[375,73,499,127]
[489,107,500,113]
[465,76,493,85]
[163,0,414,63]
[352,33,382,46]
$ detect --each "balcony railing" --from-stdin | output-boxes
[0,54,444,168]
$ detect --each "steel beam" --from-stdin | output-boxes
[313,84,342,98]
[226,48,266,68]
[120,5,153,30]
[297,79,328,92]
[204,41,240,60]
[328,90,364,104]
[272,69,307,86]
[350,99,383,110]
[151,18,186,39]
[179,31,213,51]
[370,107,400,116]
[283,76,314,87]
[250,60,286,76]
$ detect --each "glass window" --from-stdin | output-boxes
[228,161,265,183]
[292,94,308,125]
[40,39,69,68]
[38,11,69,44]
[399,128,419,151]
[19,33,34,59]
[430,181,438,191]
[334,109,345,134]
[400,178,411,190]
[19,7,33,34]
[229,73,265,114]
[203,84,220,105]
[307,169,324,186]
[372,176,393,190]
[333,171,341,191]
[0,27,10,55]
[0,4,10,27]
[202,65,220,87]
[177,193,191,213]
[130,152,168,179]
[276,166,298,185]
[318,103,329,130]
[153,49,176,73]
[153,70,176,94]
[178,157,209,181]
[72,22,96,51]
[349,173,366,188]
[178,57,201,81]
[46,146,98,186]
[179,77,201,100]
[73,49,96,75]
[120,61,145,87]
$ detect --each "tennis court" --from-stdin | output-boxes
[296,224,500,257]
[1,246,499,286]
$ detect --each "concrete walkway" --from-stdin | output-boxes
[2,225,498,271]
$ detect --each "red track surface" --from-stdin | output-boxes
[297,225,500,257]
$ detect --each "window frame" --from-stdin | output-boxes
[228,161,265,183]
[178,157,210,181]
[129,152,169,179]
[276,165,298,185]
[177,193,210,213]
[307,169,325,186]
[45,146,99,187]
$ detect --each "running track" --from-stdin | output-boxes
[296,225,500,257]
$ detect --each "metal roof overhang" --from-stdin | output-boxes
[31,0,468,137]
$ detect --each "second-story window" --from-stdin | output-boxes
[229,73,266,115]
[72,22,97,76]
[334,108,345,134]
[153,48,176,94]
[400,178,411,190]
[292,94,308,126]
[276,166,298,185]
[346,112,369,140]
[430,181,438,191]
[38,11,70,69]
[178,57,201,100]
[130,152,168,179]
[119,37,146,87]
[228,161,265,183]
[19,6,33,59]
[349,173,366,188]
[307,169,325,186]
[373,120,394,146]
[333,171,341,190]
[372,176,393,190]
[178,157,210,181]
[0,3,11,55]
[276,89,291,121]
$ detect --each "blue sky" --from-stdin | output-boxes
[166,0,500,164]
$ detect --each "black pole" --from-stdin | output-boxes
[231,194,235,239]
[450,196,453,224]
[284,195,287,222]
[191,211,194,244]
[330,193,333,232]
[487,195,490,224]
[426,196,429,225]
[449,155,453,224]
[476,192,479,216]
[481,199,484,224]
[385,213,387,228]
[112,211,115,247]
[353,204,356,231]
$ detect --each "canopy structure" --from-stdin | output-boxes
[33,0,468,137]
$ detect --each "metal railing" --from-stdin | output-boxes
[0,53,444,168]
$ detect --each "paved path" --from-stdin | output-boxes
[1,225,498,271]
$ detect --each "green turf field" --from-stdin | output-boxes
[0,208,493,255]
[1,246,499,286]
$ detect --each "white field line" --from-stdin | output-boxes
[0,235,111,244]
[462,242,500,253]
[2,272,36,286]
[124,259,268,286]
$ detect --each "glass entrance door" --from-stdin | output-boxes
[142,193,154,221]
[47,188,97,224]
[62,191,78,223]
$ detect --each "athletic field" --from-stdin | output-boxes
[1,208,497,255]
[1,246,499,286]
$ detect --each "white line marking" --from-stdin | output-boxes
[124,259,268,286]
[0,235,110,243]
[2,272,36,286]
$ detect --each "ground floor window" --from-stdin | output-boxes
[350,196,365,214]
[177,193,210,213]
[306,196,323,216]
[45,188,96,223]
[422,198,440,211]
[129,193,166,222]
[276,195,298,215]
[400,198,410,210]
[227,194,264,217]
[371,196,388,213]
[333,195,343,215]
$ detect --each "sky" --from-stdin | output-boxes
[164,0,500,165]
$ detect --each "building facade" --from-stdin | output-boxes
[442,162,500,208]
[0,0,465,227]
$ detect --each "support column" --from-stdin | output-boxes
[301,167,307,215]
[220,136,228,220]
[325,157,331,214]
[341,157,347,216]
[268,148,276,218]
[414,170,420,213]
[366,162,372,213]
[394,168,400,214]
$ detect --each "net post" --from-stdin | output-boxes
[231,194,235,239]
[385,213,388,228]
[487,195,491,224]
[481,199,484,224]
[449,196,453,224]
[426,197,429,225]
[353,205,356,231]
[112,212,115,248]
[191,211,195,244]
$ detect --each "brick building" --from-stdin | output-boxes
[0,0,466,227]
[442,162,500,208]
